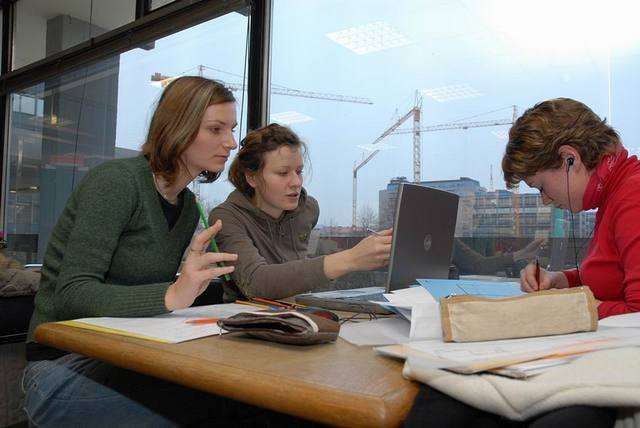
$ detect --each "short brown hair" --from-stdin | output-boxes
[502,98,620,188]
[228,124,307,197]
[141,76,235,185]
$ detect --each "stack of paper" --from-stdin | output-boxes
[59,303,251,343]
[338,317,410,346]
[339,287,440,346]
[382,287,441,340]
[376,325,640,378]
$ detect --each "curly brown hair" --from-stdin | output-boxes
[228,124,308,197]
[141,76,235,185]
[502,98,621,188]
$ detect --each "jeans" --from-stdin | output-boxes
[22,353,302,428]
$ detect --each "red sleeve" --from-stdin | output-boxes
[598,191,640,318]
[563,269,581,287]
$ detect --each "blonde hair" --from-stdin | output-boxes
[141,76,235,185]
[502,98,620,188]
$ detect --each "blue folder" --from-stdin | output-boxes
[416,279,525,300]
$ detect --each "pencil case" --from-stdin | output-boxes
[440,286,598,342]
[217,307,340,345]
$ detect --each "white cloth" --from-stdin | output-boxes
[403,347,640,426]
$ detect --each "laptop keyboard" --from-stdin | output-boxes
[339,292,386,302]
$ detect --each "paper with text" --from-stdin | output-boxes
[59,303,251,343]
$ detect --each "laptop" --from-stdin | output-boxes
[295,183,459,313]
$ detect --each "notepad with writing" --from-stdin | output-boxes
[58,303,251,343]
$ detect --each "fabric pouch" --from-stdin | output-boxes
[217,307,340,345]
[440,286,598,342]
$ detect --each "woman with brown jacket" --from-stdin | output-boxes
[210,124,392,301]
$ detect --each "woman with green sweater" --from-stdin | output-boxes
[21,77,262,427]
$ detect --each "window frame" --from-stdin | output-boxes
[0,0,274,228]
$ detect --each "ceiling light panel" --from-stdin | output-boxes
[326,21,411,55]
[270,111,314,125]
[421,84,484,102]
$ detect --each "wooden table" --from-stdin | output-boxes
[35,323,419,427]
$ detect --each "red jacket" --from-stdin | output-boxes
[563,147,640,318]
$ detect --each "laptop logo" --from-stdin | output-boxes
[423,234,432,253]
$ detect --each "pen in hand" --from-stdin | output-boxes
[196,201,231,281]
[535,258,541,292]
[366,228,382,236]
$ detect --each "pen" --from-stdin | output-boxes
[535,258,540,292]
[195,200,231,281]
[234,300,270,309]
[366,228,381,236]
[185,317,220,325]
[250,297,306,309]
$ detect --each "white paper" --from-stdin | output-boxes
[383,287,441,339]
[383,287,436,308]
[339,317,410,346]
[377,326,640,374]
[396,307,412,321]
[68,303,251,343]
[492,356,575,378]
[599,312,640,328]
[409,302,442,340]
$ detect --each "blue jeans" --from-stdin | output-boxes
[22,353,291,427]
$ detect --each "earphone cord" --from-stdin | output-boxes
[566,164,581,278]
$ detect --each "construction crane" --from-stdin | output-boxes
[352,102,421,228]
[152,65,372,201]
[151,66,373,104]
[352,100,517,228]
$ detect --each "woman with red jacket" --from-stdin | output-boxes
[502,97,640,319]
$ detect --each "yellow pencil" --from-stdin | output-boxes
[234,300,269,309]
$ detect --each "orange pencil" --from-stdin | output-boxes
[185,317,220,325]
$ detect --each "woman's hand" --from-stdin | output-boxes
[165,220,237,311]
[348,228,393,271]
[519,263,568,293]
[323,229,392,279]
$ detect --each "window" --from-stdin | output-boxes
[13,0,136,70]
[150,0,177,11]
[5,10,249,263]
[271,0,640,276]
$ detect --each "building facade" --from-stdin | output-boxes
[379,177,596,239]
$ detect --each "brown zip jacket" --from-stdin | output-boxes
[209,188,327,301]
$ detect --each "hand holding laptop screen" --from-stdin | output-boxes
[347,228,392,269]
[323,229,392,280]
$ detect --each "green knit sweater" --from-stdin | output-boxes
[27,156,198,342]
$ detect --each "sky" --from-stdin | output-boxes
[114,0,640,226]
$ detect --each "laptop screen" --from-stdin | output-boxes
[385,183,459,292]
